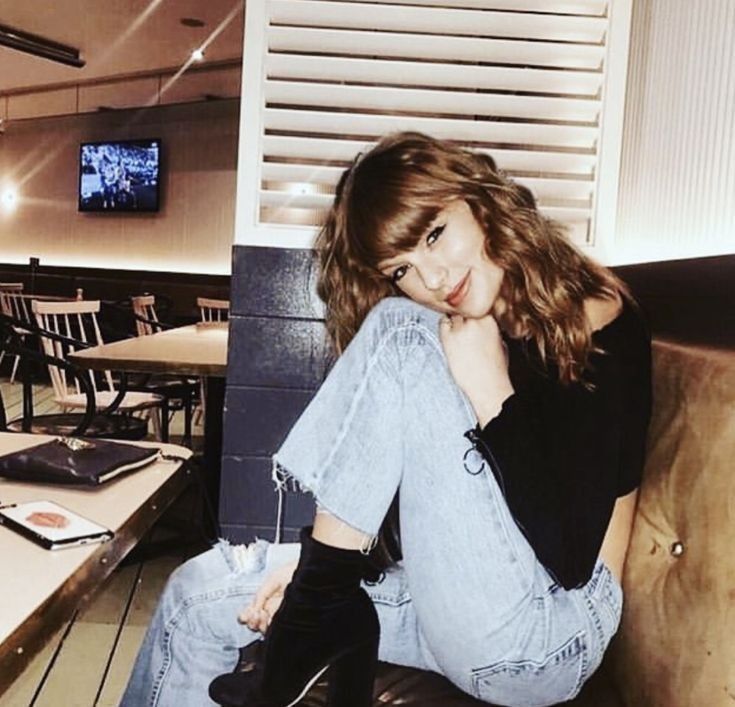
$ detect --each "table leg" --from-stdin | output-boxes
[202,376,225,534]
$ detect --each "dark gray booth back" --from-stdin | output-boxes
[221,246,328,542]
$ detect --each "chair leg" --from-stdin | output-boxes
[159,400,169,443]
[9,355,20,385]
[182,386,193,448]
[149,408,161,440]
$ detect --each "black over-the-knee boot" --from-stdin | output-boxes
[209,526,380,707]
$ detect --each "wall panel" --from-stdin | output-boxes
[616,0,735,263]
[0,100,239,275]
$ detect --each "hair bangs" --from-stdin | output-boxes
[346,169,447,271]
[349,163,450,269]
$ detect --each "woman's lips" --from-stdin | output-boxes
[445,272,470,308]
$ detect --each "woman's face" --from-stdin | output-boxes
[377,200,505,319]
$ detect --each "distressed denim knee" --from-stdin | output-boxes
[358,296,443,365]
[159,541,268,644]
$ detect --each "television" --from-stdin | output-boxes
[78,138,161,212]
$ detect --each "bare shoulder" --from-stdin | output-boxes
[584,291,623,333]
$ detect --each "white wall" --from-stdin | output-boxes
[614,0,735,264]
[0,100,240,274]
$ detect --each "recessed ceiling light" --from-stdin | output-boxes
[2,187,18,210]
[180,17,205,28]
[191,48,205,62]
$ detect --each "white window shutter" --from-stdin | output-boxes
[235,0,632,256]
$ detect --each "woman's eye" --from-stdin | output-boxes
[391,265,409,284]
[426,224,445,246]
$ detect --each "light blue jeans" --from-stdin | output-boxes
[121,298,623,707]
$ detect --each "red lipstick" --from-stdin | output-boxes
[445,272,470,309]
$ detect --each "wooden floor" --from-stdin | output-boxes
[0,378,205,707]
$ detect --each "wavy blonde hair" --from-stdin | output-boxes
[315,132,626,384]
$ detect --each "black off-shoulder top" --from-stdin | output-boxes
[467,298,652,590]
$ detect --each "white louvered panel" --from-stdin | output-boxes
[269,28,606,70]
[236,0,633,251]
[336,0,607,14]
[270,1,607,43]
[261,163,594,203]
[261,189,590,213]
[265,110,599,150]
[258,191,591,246]
[266,82,601,123]
[262,136,598,176]
[265,56,603,97]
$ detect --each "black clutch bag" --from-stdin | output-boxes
[0,437,160,486]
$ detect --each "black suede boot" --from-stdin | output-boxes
[209,526,380,707]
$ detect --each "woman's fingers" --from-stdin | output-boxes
[239,591,285,632]
[237,559,298,629]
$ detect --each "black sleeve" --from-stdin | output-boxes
[470,351,625,590]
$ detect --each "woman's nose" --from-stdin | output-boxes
[418,264,447,291]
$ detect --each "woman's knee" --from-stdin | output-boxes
[363,297,438,333]
[352,298,443,363]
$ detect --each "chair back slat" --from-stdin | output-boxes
[0,283,23,319]
[33,299,112,401]
[197,297,230,323]
[131,294,160,336]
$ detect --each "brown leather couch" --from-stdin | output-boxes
[289,338,735,706]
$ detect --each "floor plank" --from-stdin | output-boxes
[95,625,147,707]
[0,625,67,707]
[76,565,139,625]
[33,623,120,707]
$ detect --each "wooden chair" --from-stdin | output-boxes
[32,299,168,440]
[0,283,30,384]
[193,297,229,425]
[0,312,148,439]
[197,297,229,322]
[130,294,160,337]
[128,294,196,446]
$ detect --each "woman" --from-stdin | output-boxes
[122,132,651,707]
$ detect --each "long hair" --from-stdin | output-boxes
[315,132,626,384]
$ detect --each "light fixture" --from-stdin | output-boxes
[1,187,18,211]
[191,48,205,62]
[0,23,84,68]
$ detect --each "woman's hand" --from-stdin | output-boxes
[439,314,514,426]
[239,560,298,634]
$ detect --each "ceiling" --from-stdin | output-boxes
[0,0,245,95]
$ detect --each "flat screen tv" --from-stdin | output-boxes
[78,138,161,212]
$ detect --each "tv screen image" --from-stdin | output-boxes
[79,139,161,212]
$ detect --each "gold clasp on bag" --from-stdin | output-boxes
[56,437,95,452]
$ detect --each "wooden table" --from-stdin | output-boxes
[70,322,228,378]
[0,432,191,696]
[70,322,228,520]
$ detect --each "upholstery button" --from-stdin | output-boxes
[463,447,486,475]
[670,541,685,557]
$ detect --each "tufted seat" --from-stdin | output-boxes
[607,339,735,706]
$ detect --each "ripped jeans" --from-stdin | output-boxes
[121,298,623,707]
